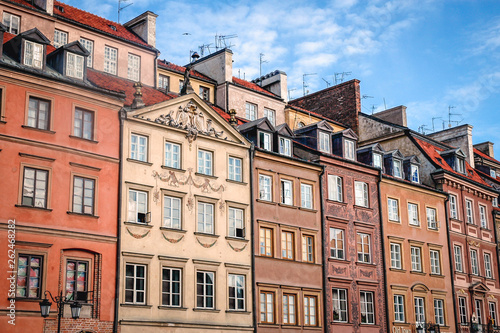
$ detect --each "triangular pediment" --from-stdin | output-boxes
[357,143,385,154]
[294,120,333,135]
[61,41,90,56]
[470,281,490,293]
[237,117,275,133]
[339,128,358,140]
[128,94,250,146]
[404,155,421,164]
[276,123,294,137]
[385,149,404,159]
[19,28,51,45]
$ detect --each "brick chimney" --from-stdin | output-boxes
[252,70,288,102]
[123,11,158,48]
[474,141,495,158]
[372,105,407,127]
[428,124,475,168]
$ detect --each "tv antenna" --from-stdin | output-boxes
[259,53,269,85]
[215,34,238,50]
[334,72,351,84]
[198,43,213,57]
[447,105,462,128]
[288,88,297,100]
[118,0,133,23]
[371,105,377,115]
[432,117,442,132]
[322,78,331,88]
[303,73,317,96]
[418,124,431,135]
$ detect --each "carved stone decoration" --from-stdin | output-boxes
[359,269,373,278]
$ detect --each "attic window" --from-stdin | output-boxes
[491,169,496,178]
[55,5,65,12]
[66,53,84,79]
[393,159,402,178]
[456,157,466,174]
[344,139,355,161]
[318,132,330,153]
[24,40,43,69]
[109,25,117,31]
[411,164,419,183]
[373,153,382,169]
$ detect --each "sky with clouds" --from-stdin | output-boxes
[65,0,500,156]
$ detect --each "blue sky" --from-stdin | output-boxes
[65,0,500,157]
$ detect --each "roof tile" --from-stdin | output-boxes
[232,76,278,98]
[157,59,214,82]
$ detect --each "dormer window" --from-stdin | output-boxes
[344,140,355,160]
[66,53,84,79]
[373,153,382,169]
[24,40,43,69]
[456,157,465,174]
[410,164,419,183]
[54,29,68,48]
[393,159,402,178]
[279,137,291,157]
[319,132,330,153]
[259,131,272,151]
[2,12,20,35]
[491,169,496,178]
[493,197,498,207]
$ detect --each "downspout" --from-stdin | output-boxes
[376,172,390,332]
[491,207,500,305]
[444,193,460,332]
[113,108,125,333]
[318,164,328,332]
[249,143,257,333]
[226,82,229,111]
[153,50,159,89]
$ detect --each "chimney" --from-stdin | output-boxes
[474,141,495,158]
[252,70,288,102]
[131,82,145,109]
[191,48,233,85]
[34,0,53,15]
[373,105,407,127]
[123,11,158,48]
[428,124,475,168]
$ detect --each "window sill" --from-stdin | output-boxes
[226,179,247,185]
[408,223,421,228]
[11,297,42,302]
[15,204,52,211]
[410,271,426,276]
[120,303,152,308]
[66,211,99,219]
[160,227,186,233]
[480,227,491,231]
[195,172,217,179]
[430,273,444,278]
[21,125,55,134]
[427,227,439,231]
[226,310,251,314]
[0,120,6,124]
[278,203,298,209]
[192,308,220,313]
[326,199,346,205]
[299,207,317,212]
[126,158,152,166]
[225,236,248,242]
[161,165,185,172]
[353,205,371,211]
[194,232,219,238]
[256,199,276,205]
[389,268,406,273]
[328,257,349,263]
[466,222,476,226]
[356,262,376,267]
[388,219,400,223]
[69,135,98,143]
[158,306,187,311]
[124,221,153,228]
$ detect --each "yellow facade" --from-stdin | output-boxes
[157,67,216,104]
[285,106,345,132]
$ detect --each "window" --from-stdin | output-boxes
[72,176,95,215]
[259,132,272,151]
[357,233,371,263]
[393,159,402,178]
[79,38,93,67]
[264,108,275,126]
[449,194,458,219]
[27,96,50,130]
[434,299,445,326]
[198,149,213,176]
[104,46,117,75]
[454,245,463,272]
[390,243,402,269]
[470,249,479,275]
[164,141,180,169]
[163,196,181,229]
[332,288,348,322]
[259,175,272,201]
[2,12,20,34]
[494,197,498,208]
[458,297,468,324]
[466,199,474,224]
[302,235,314,263]
[16,254,42,298]
[330,228,345,260]
[297,121,305,128]
[388,198,399,221]
[245,102,257,120]
[22,167,48,208]
[125,264,146,304]
[408,203,419,226]
[197,202,214,234]
[260,227,273,257]
[279,137,291,156]
[158,74,169,90]
[328,175,342,202]
[344,139,355,160]
[489,302,497,327]
[304,295,317,326]
[414,297,425,324]
[179,80,184,92]
[410,246,422,272]
[456,157,466,174]
[128,189,148,223]
[411,164,419,183]
[491,169,497,178]
[65,260,88,301]
[196,271,214,309]
[229,207,244,238]
[260,291,274,323]
[130,134,147,162]
[162,267,181,307]
[394,295,405,323]
[228,274,245,311]
[479,205,487,228]
[281,179,293,205]
[430,250,441,275]
[484,253,492,278]
[319,132,330,153]
[54,29,68,48]
[355,181,369,207]
[373,153,382,169]
[301,183,312,209]
[24,43,41,68]
[66,53,84,79]
[360,291,375,324]
[476,299,483,325]
[281,231,294,260]
[228,157,242,182]
[282,294,296,325]
[199,86,210,101]
[427,207,437,229]
[74,108,94,140]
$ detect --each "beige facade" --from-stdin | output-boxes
[285,106,345,131]
[119,93,253,332]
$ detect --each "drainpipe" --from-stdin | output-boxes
[444,193,459,332]
[318,164,328,332]
[249,143,257,333]
[226,82,229,111]
[154,50,159,89]
[460,186,475,320]
[376,172,390,332]
[113,108,125,333]
[491,207,500,306]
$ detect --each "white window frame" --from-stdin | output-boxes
[3,12,20,34]
[66,52,84,79]
[228,156,242,182]
[128,53,140,81]
[484,253,492,279]
[459,297,468,324]
[163,195,181,229]
[281,179,293,205]
[411,164,420,183]
[260,291,274,323]
[328,175,342,202]
[197,202,214,234]
[414,297,426,325]
[466,199,474,224]
[24,40,43,69]
[196,271,214,309]
[408,203,419,226]
[128,189,148,223]
[388,198,399,222]
[476,299,483,325]
[434,299,445,326]
[394,295,405,323]
[393,159,402,178]
[54,29,68,48]
[390,243,402,269]
[161,267,181,307]
[228,207,244,238]
[79,38,93,67]
[130,134,148,162]
[264,108,275,126]
[164,141,180,169]
[411,246,422,272]
[470,249,479,275]
[301,183,313,209]
[158,74,169,90]
[357,233,371,263]
[245,102,257,120]
[454,245,463,272]
[373,153,382,169]
[319,132,330,153]
[228,274,245,311]
[72,176,95,215]
[198,149,213,176]
[330,228,344,260]
[430,250,441,275]
[332,288,348,322]
[355,181,369,207]
[125,263,146,304]
[450,194,458,219]
[427,207,438,230]
[104,46,117,75]
[479,204,487,228]
[259,131,272,151]
[304,295,317,326]
[344,139,355,160]
[259,175,272,201]
[279,137,292,156]
[489,302,497,327]
[360,291,375,324]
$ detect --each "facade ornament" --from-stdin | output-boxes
[126,227,150,239]
[228,109,238,127]
[228,242,248,252]
[196,237,217,248]
[131,82,145,109]
[162,233,184,243]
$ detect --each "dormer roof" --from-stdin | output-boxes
[275,123,294,138]
[440,147,466,158]
[404,155,421,164]
[52,40,90,56]
[294,120,334,135]
[237,117,275,133]
[357,143,385,154]
[17,27,51,44]
[384,149,404,159]
[336,128,358,140]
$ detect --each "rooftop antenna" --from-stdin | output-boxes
[288,88,297,100]
[432,117,442,132]
[259,53,269,85]
[303,73,317,96]
[383,98,387,110]
[322,78,331,88]
[198,43,213,57]
[215,34,238,50]
[334,72,351,85]
[118,0,133,24]
[447,105,462,128]
[418,124,431,135]
[371,105,376,115]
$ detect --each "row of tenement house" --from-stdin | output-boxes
[1,1,500,333]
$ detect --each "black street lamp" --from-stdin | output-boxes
[39,290,82,333]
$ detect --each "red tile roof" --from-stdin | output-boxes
[474,148,500,165]
[87,69,175,106]
[157,59,214,82]
[4,0,37,9]
[3,32,56,53]
[413,136,488,186]
[232,76,278,98]
[210,104,246,126]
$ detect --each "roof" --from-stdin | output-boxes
[232,76,279,98]
[157,59,215,82]
[87,69,175,106]
[287,104,346,128]
[210,104,246,126]
[474,148,500,165]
